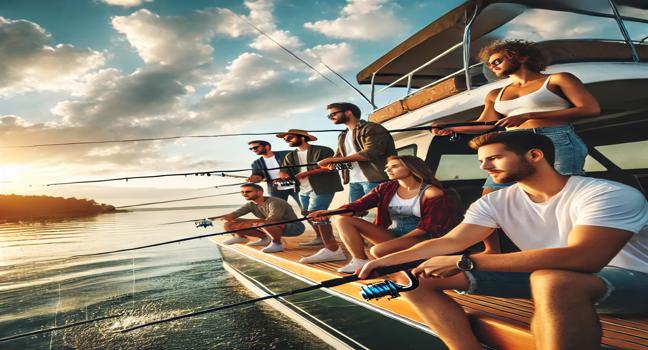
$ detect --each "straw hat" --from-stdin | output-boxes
[275,129,318,142]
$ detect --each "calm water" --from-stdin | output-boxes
[0,208,333,350]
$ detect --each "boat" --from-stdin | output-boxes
[211,1,648,349]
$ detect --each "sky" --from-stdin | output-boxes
[1,0,646,208]
[0,0,463,207]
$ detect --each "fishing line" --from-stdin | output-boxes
[71,209,352,258]
[160,214,227,226]
[114,192,240,209]
[230,11,338,87]
[118,259,425,333]
[0,314,124,343]
[12,121,495,149]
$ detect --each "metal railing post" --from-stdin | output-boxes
[370,72,376,110]
[406,74,413,96]
[607,0,640,62]
[463,3,481,91]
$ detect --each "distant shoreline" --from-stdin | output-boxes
[0,194,117,221]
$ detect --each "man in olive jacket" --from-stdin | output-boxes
[277,129,347,263]
[318,102,397,202]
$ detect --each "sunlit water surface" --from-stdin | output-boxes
[0,208,332,350]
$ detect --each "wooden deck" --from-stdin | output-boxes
[211,231,648,350]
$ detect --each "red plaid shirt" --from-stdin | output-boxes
[341,181,457,237]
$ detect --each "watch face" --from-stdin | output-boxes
[458,256,474,271]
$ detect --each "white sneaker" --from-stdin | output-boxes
[261,242,284,253]
[337,259,369,274]
[298,238,324,247]
[246,237,271,246]
[299,248,347,264]
[222,236,248,245]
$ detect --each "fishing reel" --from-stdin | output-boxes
[274,179,296,191]
[332,162,353,170]
[194,218,213,228]
[360,270,419,301]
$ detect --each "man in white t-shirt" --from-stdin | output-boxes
[247,140,301,209]
[359,131,648,350]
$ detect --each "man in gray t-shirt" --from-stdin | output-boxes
[221,183,304,253]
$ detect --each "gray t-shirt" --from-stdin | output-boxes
[230,196,299,222]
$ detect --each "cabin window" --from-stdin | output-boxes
[594,140,648,170]
[435,154,485,181]
[584,156,606,172]
[397,144,417,157]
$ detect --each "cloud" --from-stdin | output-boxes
[0,17,105,96]
[100,0,153,7]
[304,0,406,40]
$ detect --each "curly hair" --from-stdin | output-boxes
[478,39,548,72]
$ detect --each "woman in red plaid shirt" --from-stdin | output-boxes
[309,156,458,273]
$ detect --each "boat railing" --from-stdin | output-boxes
[368,0,642,112]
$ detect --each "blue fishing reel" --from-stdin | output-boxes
[360,271,419,301]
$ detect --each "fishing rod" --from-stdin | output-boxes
[160,214,227,226]
[118,259,425,333]
[10,121,496,149]
[193,182,248,191]
[71,209,352,258]
[41,122,497,186]
[0,313,123,343]
[115,192,239,209]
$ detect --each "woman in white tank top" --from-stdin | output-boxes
[433,40,600,192]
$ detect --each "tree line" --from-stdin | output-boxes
[0,194,116,219]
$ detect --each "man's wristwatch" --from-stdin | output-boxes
[456,252,475,271]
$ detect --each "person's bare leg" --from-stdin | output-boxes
[530,270,606,350]
[223,220,266,239]
[317,223,339,251]
[370,236,423,258]
[402,274,483,350]
[334,216,393,259]
[260,224,285,243]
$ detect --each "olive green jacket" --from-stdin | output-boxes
[282,144,343,194]
[335,120,397,184]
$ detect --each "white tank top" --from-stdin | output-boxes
[388,191,422,217]
[494,76,570,117]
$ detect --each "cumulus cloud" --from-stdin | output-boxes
[0,17,105,96]
[100,0,152,7]
[304,0,406,40]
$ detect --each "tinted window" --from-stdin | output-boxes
[435,154,485,181]
[595,140,648,169]
[397,144,417,157]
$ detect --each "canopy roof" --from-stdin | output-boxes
[356,0,648,87]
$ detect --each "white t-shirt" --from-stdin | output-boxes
[344,131,368,183]
[463,176,648,273]
[262,156,281,180]
[297,149,312,193]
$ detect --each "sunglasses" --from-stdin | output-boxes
[248,145,262,151]
[327,110,345,119]
[283,135,296,141]
[488,57,505,67]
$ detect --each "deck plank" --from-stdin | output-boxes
[211,231,648,350]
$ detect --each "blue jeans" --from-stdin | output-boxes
[299,191,335,214]
[460,266,648,314]
[483,125,588,190]
[349,181,382,202]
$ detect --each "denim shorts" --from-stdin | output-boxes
[459,266,648,315]
[299,191,335,213]
[483,125,588,190]
[270,187,303,210]
[283,221,305,237]
[349,181,383,202]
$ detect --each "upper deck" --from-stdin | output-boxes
[355,0,648,129]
